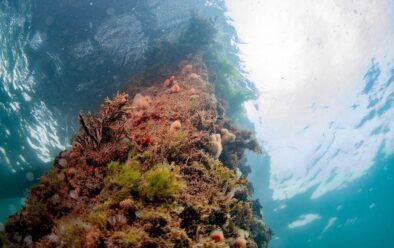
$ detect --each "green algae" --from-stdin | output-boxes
[111,163,141,189]
[56,220,86,248]
[110,229,148,248]
[138,163,185,201]
[88,210,107,230]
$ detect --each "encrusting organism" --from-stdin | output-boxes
[210,229,225,243]
[209,133,223,158]
[170,120,182,132]
[189,73,200,80]
[132,93,152,109]
[119,198,134,209]
[171,83,180,93]
[181,64,193,75]
[163,79,171,87]
[234,237,247,248]
[221,128,236,143]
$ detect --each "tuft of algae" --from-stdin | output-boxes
[1,57,272,248]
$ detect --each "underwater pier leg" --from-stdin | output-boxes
[1,57,271,248]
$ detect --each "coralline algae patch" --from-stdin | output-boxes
[1,58,271,248]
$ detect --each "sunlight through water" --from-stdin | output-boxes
[226,0,394,200]
[226,0,394,247]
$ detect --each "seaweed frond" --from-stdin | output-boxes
[138,163,185,201]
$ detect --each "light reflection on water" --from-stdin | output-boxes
[227,0,394,201]
[246,59,394,201]
[226,0,394,247]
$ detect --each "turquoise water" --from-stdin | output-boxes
[246,56,394,247]
[1,1,394,247]
[244,53,394,247]
[248,153,394,248]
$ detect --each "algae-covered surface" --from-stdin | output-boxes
[1,57,271,248]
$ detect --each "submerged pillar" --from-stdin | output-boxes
[1,57,271,248]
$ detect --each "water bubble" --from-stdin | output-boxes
[106,8,115,16]
[8,204,17,213]
[25,172,34,181]
[368,203,376,209]
[45,16,54,25]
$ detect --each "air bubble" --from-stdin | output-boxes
[106,8,115,16]
[45,16,54,25]
[25,172,34,181]
[8,204,16,213]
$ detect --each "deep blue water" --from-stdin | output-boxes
[1,1,394,247]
